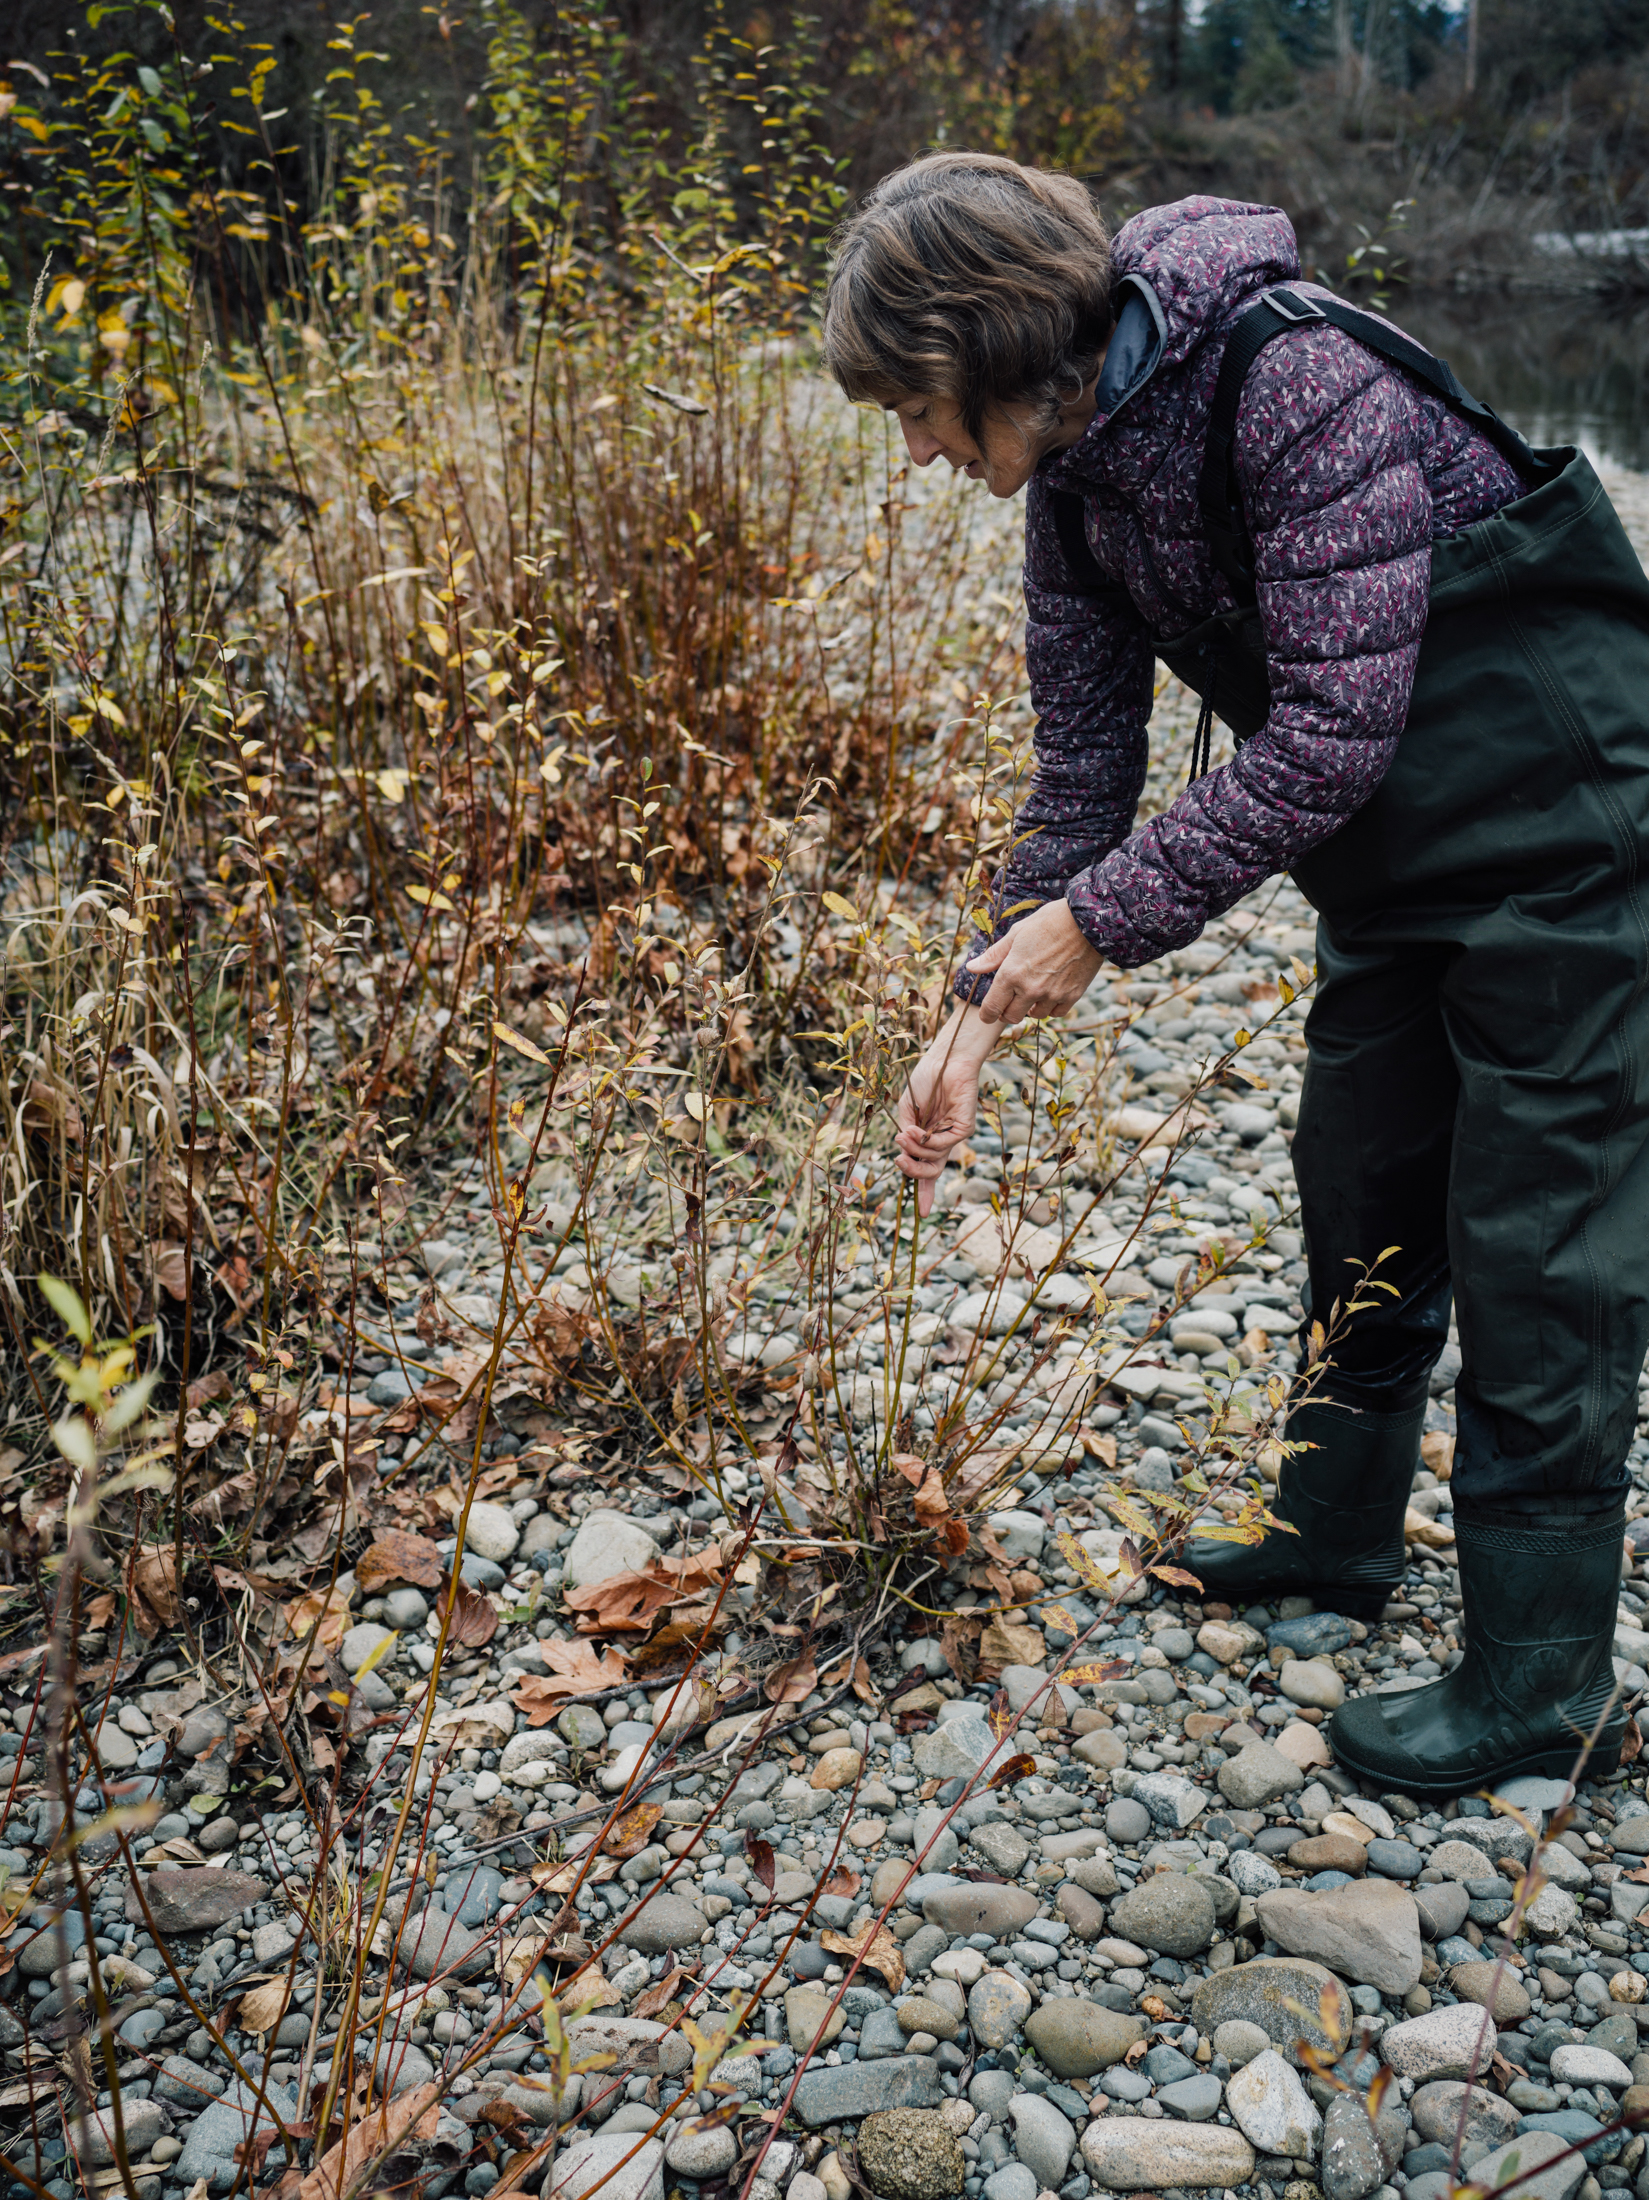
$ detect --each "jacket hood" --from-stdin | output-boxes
[1045,197,1302,473]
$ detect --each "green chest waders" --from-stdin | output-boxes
[1059,291,1649,1787]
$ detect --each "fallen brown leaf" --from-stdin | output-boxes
[603,1802,662,1860]
[510,1641,630,1720]
[438,1574,499,1648]
[128,1545,183,1634]
[979,1618,1043,1668]
[631,1966,694,2021]
[237,1976,291,2036]
[300,2079,443,2200]
[821,1922,904,1993]
[355,1531,444,1593]
[764,1654,816,1705]
[283,1586,351,1653]
[989,1753,1035,1791]
[820,1868,860,1901]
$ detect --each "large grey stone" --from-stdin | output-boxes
[81,2102,169,2168]
[1380,2003,1497,2081]
[550,2133,665,2200]
[969,1821,1032,1876]
[566,2017,692,2081]
[462,1500,519,1562]
[391,1905,490,1981]
[174,2078,298,2195]
[1409,2081,1520,2153]
[1009,2094,1075,2188]
[1129,1772,1210,1829]
[968,1971,1033,2051]
[1218,1741,1305,1809]
[912,1713,998,1784]
[1080,2119,1255,2190]
[615,1894,707,1955]
[1109,1873,1216,1958]
[124,1868,266,1936]
[154,2055,226,2109]
[1466,2130,1587,2200]
[1224,2048,1322,2159]
[564,1510,659,1589]
[924,1886,1039,1940]
[1254,1879,1423,1996]
[1322,2085,1409,2200]
[1023,2001,1146,2078]
[1190,1958,1353,2063]
[1415,1881,1471,1942]
[665,2125,738,2178]
[792,2056,946,2127]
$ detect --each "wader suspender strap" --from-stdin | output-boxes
[1197,287,1549,603]
[1048,287,1548,770]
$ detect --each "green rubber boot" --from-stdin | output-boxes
[1327,1502,1626,1798]
[1184,1389,1424,1621]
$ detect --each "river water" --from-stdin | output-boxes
[1394,292,1649,473]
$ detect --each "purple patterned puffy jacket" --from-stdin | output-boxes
[954,195,1528,995]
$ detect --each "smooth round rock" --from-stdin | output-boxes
[1023,2001,1146,2078]
[1451,1961,1532,2023]
[1279,1658,1346,1711]
[968,1971,1033,2051]
[1213,2020,1271,2068]
[898,1996,961,2044]
[1287,1834,1368,1878]
[462,1501,520,1562]
[1108,1873,1216,1958]
[1105,1799,1152,1845]
[665,2125,737,2178]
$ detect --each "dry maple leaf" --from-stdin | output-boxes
[821,1922,904,1992]
[563,1548,724,1635]
[355,1531,444,1593]
[510,1640,630,1720]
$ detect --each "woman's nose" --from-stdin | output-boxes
[899,417,943,468]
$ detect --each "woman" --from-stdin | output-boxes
[821,153,1649,1799]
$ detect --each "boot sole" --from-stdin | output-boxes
[1331,1729,1622,1798]
[1188,1575,1397,1622]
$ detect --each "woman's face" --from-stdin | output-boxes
[888,364,1103,496]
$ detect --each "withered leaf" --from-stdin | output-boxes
[283,1585,351,1653]
[603,1802,663,1860]
[988,1753,1036,1791]
[438,1573,499,1648]
[987,1689,1012,1742]
[820,1868,859,1902]
[764,1654,816,1705]
[356,1531,444,1592]
[744,1832,776,1892]
[238,1975,291,2037]
[510,1641,630,1720]
[821,1922,904,1992]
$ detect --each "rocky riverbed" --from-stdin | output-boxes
[11,464,1649,2200]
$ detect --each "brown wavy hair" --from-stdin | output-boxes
[821,152,1115,441]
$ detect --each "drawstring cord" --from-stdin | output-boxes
[1190,644,1217,783]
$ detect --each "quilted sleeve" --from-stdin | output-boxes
[1063,324,1434,968]
[952,476,1155,1004]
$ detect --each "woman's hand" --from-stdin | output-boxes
[965,897,1105,1026]
[897,1008,994,1216]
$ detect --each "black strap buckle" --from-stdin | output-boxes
[1265,287,1324,325]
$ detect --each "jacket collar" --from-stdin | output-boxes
[1042,276,1166,489]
